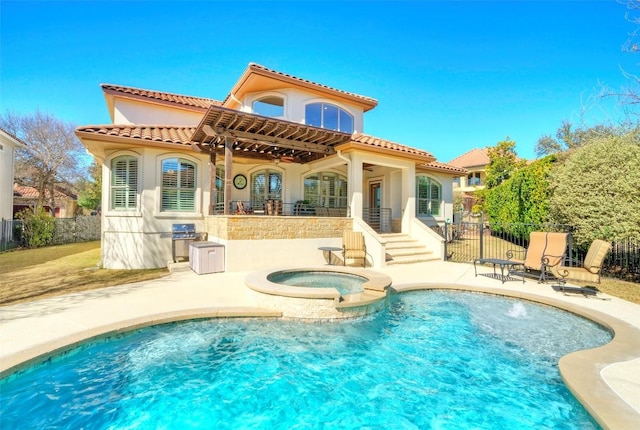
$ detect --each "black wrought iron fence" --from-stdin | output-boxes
[433,216,638,282]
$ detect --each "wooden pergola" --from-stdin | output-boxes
[190,105,353,215]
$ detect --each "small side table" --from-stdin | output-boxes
[318,246,342,265]
[473,258,522,284]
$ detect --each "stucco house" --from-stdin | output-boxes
[76,63,466,271]
[0,127,27,221]
[448,148,490,213]
[12,184,77,218]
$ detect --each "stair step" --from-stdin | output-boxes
[386,254,440,265]
[386,248,433,257]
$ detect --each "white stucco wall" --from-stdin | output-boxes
[113,98,204,126]
[0,130,24,220]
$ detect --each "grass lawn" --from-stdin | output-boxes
[0,241,168,306]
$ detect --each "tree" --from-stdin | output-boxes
[535,122,638,157]
[548,132,640,246]
[484,137,523,189]
[77,160,102,212]
[0,111,87,216]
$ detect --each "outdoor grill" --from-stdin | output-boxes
[172,223,197,263]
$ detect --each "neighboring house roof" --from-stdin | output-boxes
[76,125,197,146]
[13,184,75,201]
[101,84,222,110]
[448,148,490,169]
[224,63,378,112]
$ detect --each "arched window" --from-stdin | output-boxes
[305,102,354,133]
[110,155,138,211]
[304,172,347,208]
[161,158,196,212]
[250,169,282,209]
[253,96,284,117]
[416,176,441,217]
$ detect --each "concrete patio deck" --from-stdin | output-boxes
[1,261,638,429]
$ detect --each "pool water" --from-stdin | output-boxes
[0,291,610,429]
[268,270,367,295]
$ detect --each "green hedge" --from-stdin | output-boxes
[483,156,555,240]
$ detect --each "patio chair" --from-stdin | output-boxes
[235,201,247,215]
[550,239,611,295]
[343,230,367,267]
[507,232,569,283]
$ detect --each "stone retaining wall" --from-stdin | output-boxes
[205,216,353,240]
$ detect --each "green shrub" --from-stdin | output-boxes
[483,156,555,239]
[549,134,640,246]
[15,208,55,248]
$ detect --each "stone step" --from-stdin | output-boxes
[386,254,440,265]
[386,247,433,258]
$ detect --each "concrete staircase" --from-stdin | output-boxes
[381,233,439,265]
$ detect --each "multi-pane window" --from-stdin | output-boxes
[253,96,284,117]
[250,169,282,209]
[304,172,348,208]
[416,176,441,217]
[468,172,482,186]
[110,156,138,210]
[214,165,225,212]
[161,158,196,212]
[305,102,354,133]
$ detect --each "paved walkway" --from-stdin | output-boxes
[1,261,639,429]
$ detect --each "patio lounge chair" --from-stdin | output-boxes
[235,201,247,215]
[343,230,367,267]
[550,239,611,295]
[507,232,569,283]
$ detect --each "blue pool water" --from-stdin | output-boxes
[0,291,611,429]
[268,270,367,295]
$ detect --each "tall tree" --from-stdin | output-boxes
[77,160,102,212]
[484,137,523,189]
[0,111,86,216]
[535,122,636,157]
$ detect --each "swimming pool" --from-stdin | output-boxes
[0,291,611,429]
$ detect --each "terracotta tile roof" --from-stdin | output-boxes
[247,63,378,105]
[76,125,196,145]
[420,161,467,174]
[448,147,490,168]
[351,133,434,159]
[13,184,72,200]
[101,84,222,110]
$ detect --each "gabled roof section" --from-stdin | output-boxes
[448,147,490,168]
[76,125,196,146]
[340,133,435,164]
[14,184,74,200]
[224,63,378,112]
[101,83,221,113]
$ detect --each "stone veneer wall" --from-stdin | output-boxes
[205,216,353,240]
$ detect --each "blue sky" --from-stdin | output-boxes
[1,0,636,163]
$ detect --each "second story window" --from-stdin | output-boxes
[253,96,284,117]
[305,102,353,133]
[468,172,482,186]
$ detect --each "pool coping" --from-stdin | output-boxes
[0,263,638,430]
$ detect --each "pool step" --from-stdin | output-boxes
[335,289,387,309]
[381,234,439,265]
